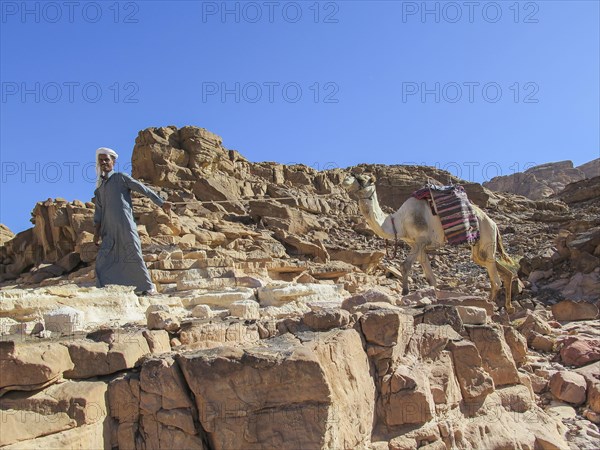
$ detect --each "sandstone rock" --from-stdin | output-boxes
[63,331,150,379]
[0,380,107,447]
[528,331,556,352]
[496,384,534,413]
[552,299,599,321]
[328,247,385,272]
[258,283,345,307]
[549,371,587,405]
[273,230,329,261]
[456,306,487,325]
[405,323,461,360]
[176,330,375,449]
[420,304,464,335]
[191,304,213,319]
[574,361,600,413]
[147,310,181,332]
[108,354,208,450]
[436,295,496,316]
[0,421,107,450]
[225,298,258,319]
[467,325,520,386]
[518,312,553,339]
[447,340,494,401]
[182,288,255,307]
[178,319,260,349]
[43,306,84,334]
[341,288,395,313]
[560,336,600,367]
[143,330,171,354]
[302,308,351,331]
[360,308,414,349]
[428,350,463,406]
[108,373,140,425]
[378,363,435,426]
[0,341,74,395]
[503,325,528,366]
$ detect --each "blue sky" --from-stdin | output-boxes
[1,0,599,233]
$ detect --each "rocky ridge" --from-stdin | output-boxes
[0,125,598,449]
[483,159,599,200]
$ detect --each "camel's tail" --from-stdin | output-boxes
[495,228,519,275]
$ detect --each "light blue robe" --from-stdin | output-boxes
[94,171,163,292]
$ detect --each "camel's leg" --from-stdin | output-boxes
[472,244,503,308]
[418,248,437,288]
[401,245,419,295]
[497,262,515,313]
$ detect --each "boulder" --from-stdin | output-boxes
[420,304,464,334]
[143,330,172,354]
[447,340,495,402]
[574,362,600,413]
[551,300,599,321]
[528,332,556,353]
[43,306,85,334]
[518,312,553,339]
[360,308,414,349]
[405,323,461,361]
[191,304,213,319]
[228,299,260,320]
[549,371,587,405]
[467,325,520,386]
[176,330,375,450]
[378,363,435,426]
[428,351,463,406]
[503,326,528,366]
[341,288,395,312]
[560,336,600,367]
[456,306,487,325]
[328,248,385,272]
[0,341,74,395]
[302,308,351,331]
[63,330,150,379]
[0,380,107,447]
[147,310,181,332]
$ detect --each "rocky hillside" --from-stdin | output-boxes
[0,126,598,449]
[483,159,599,200]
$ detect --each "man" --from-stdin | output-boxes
[93,147,171,295]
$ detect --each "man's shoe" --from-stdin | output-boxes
[139,290,158,297]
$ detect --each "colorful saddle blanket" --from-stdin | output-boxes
[412,185,480,245]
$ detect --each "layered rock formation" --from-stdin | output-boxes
[483,159,599,200]
[0,126,598,449]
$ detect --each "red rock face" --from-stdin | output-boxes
[560,336,600,367]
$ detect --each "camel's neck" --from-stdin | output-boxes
[357,191,397,240]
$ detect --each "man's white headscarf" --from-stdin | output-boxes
[96,147,119,188]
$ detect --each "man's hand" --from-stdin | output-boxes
[162,202,172,214]
[94,223,101,246]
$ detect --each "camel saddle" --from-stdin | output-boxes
[412,184,480,245]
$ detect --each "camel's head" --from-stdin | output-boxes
[342,173,377,196]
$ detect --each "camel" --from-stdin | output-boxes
[342,173,517,312]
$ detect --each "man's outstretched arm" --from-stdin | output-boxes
[122,173,171,212]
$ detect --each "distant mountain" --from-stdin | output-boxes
[483,159,599,200]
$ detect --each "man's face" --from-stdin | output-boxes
[98,154,115,173]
